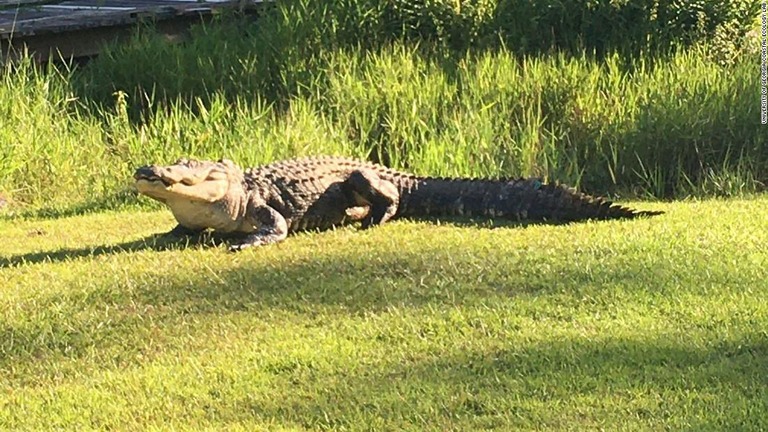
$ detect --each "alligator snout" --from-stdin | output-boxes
[134,166,173,186]
[134,166,156,179]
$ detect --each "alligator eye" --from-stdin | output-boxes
[180,158,202,168]
[218,159,235,168]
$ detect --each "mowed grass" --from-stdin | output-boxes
[1,197,766,430]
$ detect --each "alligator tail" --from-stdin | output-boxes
[506,179,664,221]
[399,177,663,222]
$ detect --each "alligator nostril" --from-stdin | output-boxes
[134,166,156,180]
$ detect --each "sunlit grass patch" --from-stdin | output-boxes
[1,197,766,430]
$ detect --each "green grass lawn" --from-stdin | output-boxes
[1,198,766,430]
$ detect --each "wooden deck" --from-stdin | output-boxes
[0,0,265,62]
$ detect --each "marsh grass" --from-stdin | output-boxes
[0,1,764,212]
[1,38,763,213]
[1,198,766,430]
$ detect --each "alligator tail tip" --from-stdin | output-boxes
[632,209,665,218]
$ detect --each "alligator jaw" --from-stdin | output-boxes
[133,164,215,187]
[134,166,173,187]
[133,161,233,203]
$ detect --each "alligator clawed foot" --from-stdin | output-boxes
[227,238,264,252]
[226,228,287,252]
[228,242,253,252]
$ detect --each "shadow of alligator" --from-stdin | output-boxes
[0,216,572,269]
[0,232,230,269]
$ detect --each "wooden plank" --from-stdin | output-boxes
[2,10,142,35]
[0,9,52,22]
[0,1,57,7]
[41,6,136,11]
[1,13,206,61]
[0,0,260,37]
[0,0,266,62]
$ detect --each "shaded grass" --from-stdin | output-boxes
[1,198,766,430]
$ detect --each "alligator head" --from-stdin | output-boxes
[134,158,253,233]
[134,158,242,204]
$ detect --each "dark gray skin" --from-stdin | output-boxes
[134,156,663,251]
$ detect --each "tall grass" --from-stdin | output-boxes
[0,6,763,212]
[0,59,110,207]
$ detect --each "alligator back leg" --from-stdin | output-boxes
[341,169,400,229]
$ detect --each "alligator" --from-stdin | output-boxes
[134,156,663,251]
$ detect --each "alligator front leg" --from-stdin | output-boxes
[229,204,288,252]
[164,224,205,237]
[342,169,400,229]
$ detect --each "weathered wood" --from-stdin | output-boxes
[0,1,57,7]
[1,0,263,62]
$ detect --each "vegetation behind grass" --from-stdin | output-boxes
[1,197,766,430]
[0,0,764,212]
[251,0,759,56]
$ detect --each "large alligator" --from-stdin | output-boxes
[134,156,662,251]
